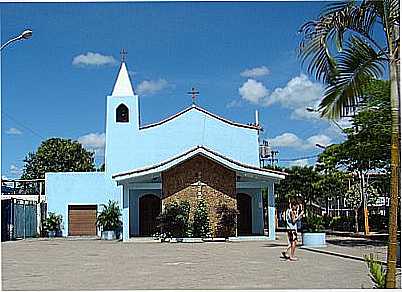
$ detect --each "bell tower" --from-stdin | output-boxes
[104,52,139,175]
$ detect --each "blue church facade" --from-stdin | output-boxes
[46,61,285,241]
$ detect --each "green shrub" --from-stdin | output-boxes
[192,197,211,238]
[364,253,386,288]
[216,204,239,238]
[96,200,122,231]
[322,215,332,229]
[45,212,63,232]
[303,216,325,233]
[157,201,191,238]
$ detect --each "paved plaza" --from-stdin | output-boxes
[3,233,400,290]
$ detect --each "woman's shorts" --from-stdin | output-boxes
[287,230,298,242]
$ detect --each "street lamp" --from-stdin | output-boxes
[306,107,347,133]
[315,143,327,149]
[0,29,33,51]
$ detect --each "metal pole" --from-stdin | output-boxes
[0,36,21,51]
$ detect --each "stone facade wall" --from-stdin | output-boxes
[162,155,236,236]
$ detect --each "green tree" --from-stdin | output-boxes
[192,197,211,238]
[326,80,391,173]
[314,170,347,216]
[299,1,399,286]
[317,80,391,234]
[275,166,320,215]
[21,138,95,179]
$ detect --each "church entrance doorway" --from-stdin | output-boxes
[237,193,252,235]
[139,194,161,236]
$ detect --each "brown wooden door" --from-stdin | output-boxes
[139,195,161,236]
[68,205,97,236]
[237,193,252,235]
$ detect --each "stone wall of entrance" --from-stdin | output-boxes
[162,154,236,236]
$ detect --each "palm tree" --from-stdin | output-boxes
[298,0,399,288]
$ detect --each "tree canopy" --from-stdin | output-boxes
[21,138,95,179]
[317,79,391,174]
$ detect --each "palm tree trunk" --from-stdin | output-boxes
[385,24,400,288]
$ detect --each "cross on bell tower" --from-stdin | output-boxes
[187,87,200,105]
[120,48,127,62]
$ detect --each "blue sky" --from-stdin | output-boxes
[1,1,347,178]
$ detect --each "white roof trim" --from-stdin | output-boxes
[112,62,135,96]
[113,146,285,183]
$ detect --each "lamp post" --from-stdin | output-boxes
[306,107,347,133]
[0,29,33,51]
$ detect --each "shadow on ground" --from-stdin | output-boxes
[327,239,387,248]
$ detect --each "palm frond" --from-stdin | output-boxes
[299,0,384,84]
[319,36,387,118]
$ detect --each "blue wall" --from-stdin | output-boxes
[105,94,260,175]
[46,172,121,236]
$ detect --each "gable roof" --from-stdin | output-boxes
[140,105,262,131]
[112,145,286,182]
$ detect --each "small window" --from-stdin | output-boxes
[116,104,129,123]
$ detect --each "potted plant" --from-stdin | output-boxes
[96,200,122,240]
[301,215,326,247]
[45,212,63,238]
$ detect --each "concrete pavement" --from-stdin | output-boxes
[1,236,387,290]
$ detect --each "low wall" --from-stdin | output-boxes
[46,172,121,236]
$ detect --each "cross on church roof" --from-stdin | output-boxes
[120,48,127,62]
[187,87,200,105]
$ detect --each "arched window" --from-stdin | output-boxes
[116,104,129,123]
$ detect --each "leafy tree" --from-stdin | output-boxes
[275,166,320,215]
[317,80,391,173]
[192,197,211,238]
[299,1,399,286]
[21,138,95,179]
[345,182,363,233]
[314,170,347,215]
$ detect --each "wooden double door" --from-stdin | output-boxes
[139,194,161,236]
[237,193,252,236]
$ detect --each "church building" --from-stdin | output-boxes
[46,60,285,241]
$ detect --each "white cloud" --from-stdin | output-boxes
[237,74,324,120]
[269,132,303,148]
[5,127,22,135]
[226,100,242,108]
[289,159,309,167]
[137,79,169,95]
[269,132,332,150]
[78,132,105,157]
[238,79,269,104]
[306,134,332,148]
[72,52,117,67]
[240,66,270,78]
[265,74,324,119]
[10,164,21,176]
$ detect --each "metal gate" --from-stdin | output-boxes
[1,199,38,241]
